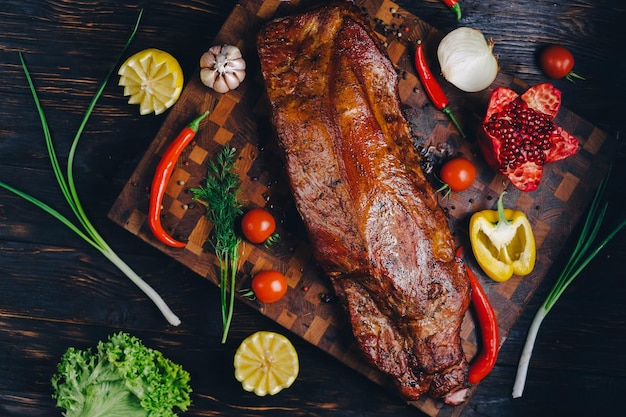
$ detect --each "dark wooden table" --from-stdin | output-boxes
[1,1,625,416]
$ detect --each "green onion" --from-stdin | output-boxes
[190,144,243,344]
[512,160,626,398]
[0,10,181,326]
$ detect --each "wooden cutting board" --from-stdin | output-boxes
[108,0,615,415]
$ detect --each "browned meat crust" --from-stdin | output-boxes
[257,0,470,403]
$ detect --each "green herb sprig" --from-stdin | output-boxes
[0,10,181,326]
[512,159,626,398]
[190,144,243,344]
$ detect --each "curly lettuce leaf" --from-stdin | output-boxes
[51,332,191,417]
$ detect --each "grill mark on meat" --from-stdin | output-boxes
[257,1,470,404]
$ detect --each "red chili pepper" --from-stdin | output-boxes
[456,246,499,385]
[148,111,209,247]
[414,41,465,138]
[441,0,462,20]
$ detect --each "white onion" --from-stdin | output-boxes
[437,27,498,93]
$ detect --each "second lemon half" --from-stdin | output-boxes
[234,331,299,396]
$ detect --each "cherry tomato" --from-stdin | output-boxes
[539,45,575,79]
[251,270,288,303]
[241,208,276,243]
[440,157,476,192]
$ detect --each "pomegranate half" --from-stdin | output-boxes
[478,83,579,192]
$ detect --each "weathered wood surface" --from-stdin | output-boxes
[1,1,625,417]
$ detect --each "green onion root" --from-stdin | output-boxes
[511,306,547,398]
[101,249,181,326]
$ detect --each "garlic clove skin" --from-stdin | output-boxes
[227,57,247,71]
[199,44,247,93]
[220,44,243,61]
[223,70,246,91]
[437,27,499,93]
[200,49,218,68]
[200,68,219,91]
[213,75,230,94]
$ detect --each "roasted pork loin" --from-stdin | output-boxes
[257,1,471,404]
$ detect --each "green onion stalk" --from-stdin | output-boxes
[0,10,181,326]
[512,160,625,398]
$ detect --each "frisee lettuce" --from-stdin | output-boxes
[51,331,192,417]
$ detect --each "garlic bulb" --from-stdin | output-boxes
[200,44,246,93]
[437,27,498,93]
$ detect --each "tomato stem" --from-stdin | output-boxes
[566,71,585,83]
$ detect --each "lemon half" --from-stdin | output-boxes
[234,331,299,396]
[118,48,183,115]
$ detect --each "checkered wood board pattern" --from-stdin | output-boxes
[108,0,615,415]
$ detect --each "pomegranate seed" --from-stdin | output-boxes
[488,97,560,169]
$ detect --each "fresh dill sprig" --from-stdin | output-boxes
[190,144,243,344]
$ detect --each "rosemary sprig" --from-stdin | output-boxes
[190,144,243,344]
[512,159,626,398]
[0,11,181,326]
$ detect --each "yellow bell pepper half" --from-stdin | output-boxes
[469,192,536,282]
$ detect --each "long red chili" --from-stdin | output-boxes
[148,110,209,248]
[414,41,466,138]
[456,246,499,385]
[441,0,462,20]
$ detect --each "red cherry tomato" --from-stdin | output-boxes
[440,157,476,192]
[251,270,288,304]
[241,208,276,244]
[539,45,575,79]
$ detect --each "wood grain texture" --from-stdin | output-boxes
[1,1,625,417]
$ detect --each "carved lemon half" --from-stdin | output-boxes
[234,331,299,396]
[118,48,183,115]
